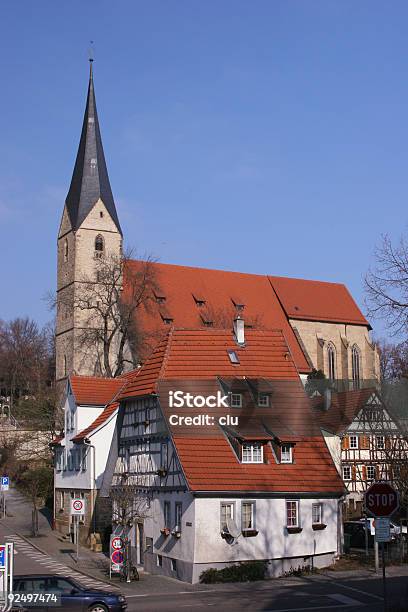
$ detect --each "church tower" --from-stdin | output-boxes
[56,61,122,389]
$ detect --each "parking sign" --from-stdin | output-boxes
[0,546,5,568]
[1,477,9,491]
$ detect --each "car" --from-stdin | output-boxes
[13,575,127,612]
[357,517,408,538]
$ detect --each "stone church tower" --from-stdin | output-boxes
[56,61,122,390]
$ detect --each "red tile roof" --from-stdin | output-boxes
[119,328,344,495]
[269,276,369,326]
[123,262,370,374]
[70,376,126,406]
[174,437,343,493]
[312,388,375,434]
[124,262,310,372]
[72,402,119,442]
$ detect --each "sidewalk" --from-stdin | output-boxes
[2,488,408,597]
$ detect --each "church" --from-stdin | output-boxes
[56,62,379,391]
[53,63,381,579]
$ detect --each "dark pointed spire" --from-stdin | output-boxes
[65,61,122,234]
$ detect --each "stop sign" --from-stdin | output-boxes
[365,482,399,518]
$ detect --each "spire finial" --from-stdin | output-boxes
[88,40,94,78]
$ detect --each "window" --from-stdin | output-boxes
[242,443,263,463]
[349,435,358,449]
[161,443,168,469]
[376,436,385,450]
[312,503,323,525]
[94,234,104,254]
[286,500,299,528]
[258,393,269,407]
[99,211,104,218]
[241,501,255,530]
[164,501,171,527]
[45,578,74,594]
[281,445,293,464]
[327,343,336,380]
[343,465,352,481]
[55,449,63,471]
[63,355,67,378]
[81,447,87,471]
[367,465,376,481]
[157,555,162,567]
[171,558,177,572]
[352,345,361,384]
[227,349,240,364]
[175,502,182,531]
[230,393,242,408]
[59,491,64,511]
[220,502,235,532]
[63,239,68,262]
[73,448,80,471]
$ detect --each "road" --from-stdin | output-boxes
[0,489,407,611]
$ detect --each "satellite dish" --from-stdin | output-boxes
[226,517,241,539]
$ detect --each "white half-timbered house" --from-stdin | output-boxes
[101,325,345,583]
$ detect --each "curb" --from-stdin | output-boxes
[10,528,119,588]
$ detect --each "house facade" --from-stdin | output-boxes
[313,388,406,519]
[52,376,125,545]
[100,326,345,582]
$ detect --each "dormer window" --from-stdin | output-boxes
[281,445,293,464]
[193,293,206,307]
[230,393,242,408]
[242,443,263,463]
[231,297,245,312]
[258,393,269,407]
[154,289,166,304]
[200,313,213,327]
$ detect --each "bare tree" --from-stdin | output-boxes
[377,339,408,381]
[60,249,159,378]
[365,234,408,337]
[0,317,53,400]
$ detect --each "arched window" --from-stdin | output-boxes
[327,343,336,381]
[352,345,361,386]
[64,239,68,262]
[94,234,104,258]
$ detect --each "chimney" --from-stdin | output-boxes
[324,387,332,411]
[233,315,245,346]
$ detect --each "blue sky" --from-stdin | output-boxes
[1,1,407,340]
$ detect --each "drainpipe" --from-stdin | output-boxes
[83,439,96,534]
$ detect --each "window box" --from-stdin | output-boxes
[312,524,327,531]
[160,527,171,537]
[242,529,258,537]
[171,529,181,539]
[156,468,167,478]
[58,508,64,514]
[286,526,303,534]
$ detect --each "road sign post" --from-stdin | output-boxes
[109,534,125,578]
[70,499,85,563]
[365,482,399,612]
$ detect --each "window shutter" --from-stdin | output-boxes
[385,437,391,450]
[375,465,380,480]
[361,436,370,450]
[342,436,349,450]
[362,465,367,480]
[352,465,357,481]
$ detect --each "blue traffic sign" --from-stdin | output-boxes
[1,477,9,486]
[0,546,5,568]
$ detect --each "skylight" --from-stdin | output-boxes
[227,349,240,364]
